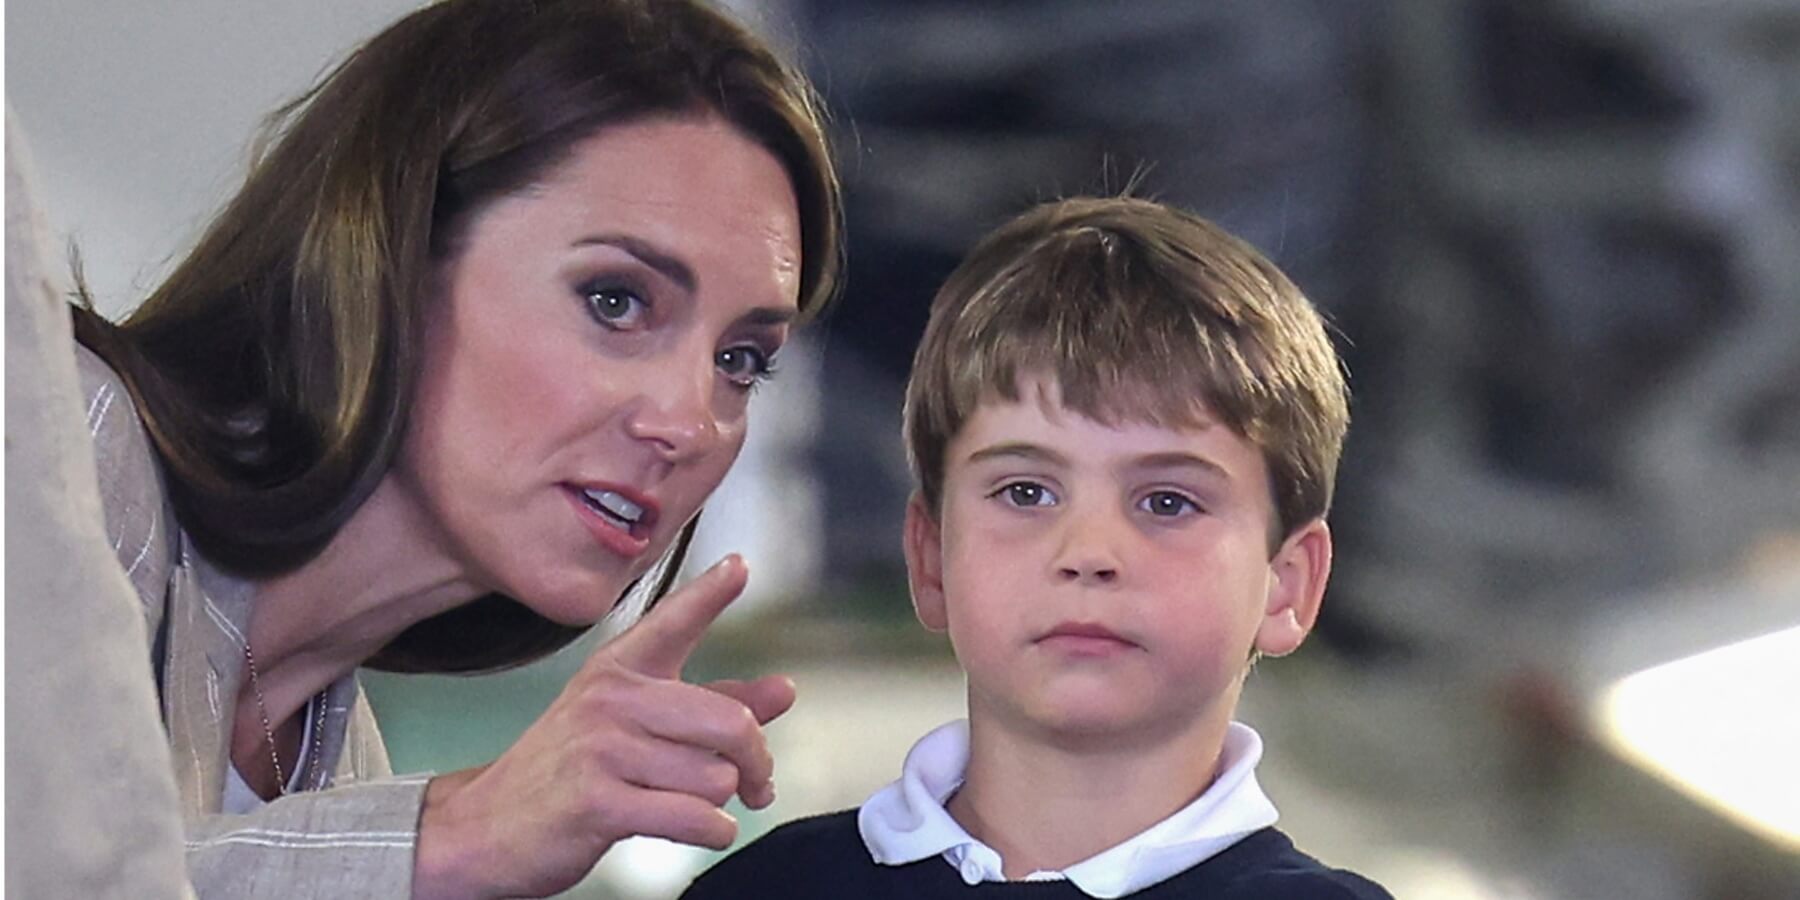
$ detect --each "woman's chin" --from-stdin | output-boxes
[500,567,638,628]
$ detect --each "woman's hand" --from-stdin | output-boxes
[412,555,796,900]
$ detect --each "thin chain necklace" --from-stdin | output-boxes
[242,641,328,796]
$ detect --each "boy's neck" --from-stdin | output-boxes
[948,704,1233,880]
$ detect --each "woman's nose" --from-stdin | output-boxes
[624,356,721,464]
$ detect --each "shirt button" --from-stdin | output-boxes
[960,859,984,883]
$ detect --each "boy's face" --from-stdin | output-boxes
[904,378,1331,748]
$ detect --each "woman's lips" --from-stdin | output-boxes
[561,483,655,558]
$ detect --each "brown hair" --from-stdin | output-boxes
[71,0,842,672]
[902,196,1348,545]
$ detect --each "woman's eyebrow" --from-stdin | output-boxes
[572,233,695,292]
[574,234,797,325]
[739,307,798,327]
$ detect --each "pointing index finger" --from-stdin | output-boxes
[606,555,748,678]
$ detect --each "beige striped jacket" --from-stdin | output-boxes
[78,345,429,897]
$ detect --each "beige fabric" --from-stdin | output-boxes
[76,346,431,898]
[5,109,194,900]
[5,106,429,897]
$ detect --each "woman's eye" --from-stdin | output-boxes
[583,285,647,328]
[1140,490,1199,517]
[993,481,1057,508]
[716,345,776,389]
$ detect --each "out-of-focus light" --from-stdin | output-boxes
[1374,847,1542,900]
[1596,625,1800,852]
[587,836,713,899]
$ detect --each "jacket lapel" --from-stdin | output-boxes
[164,549,253,818]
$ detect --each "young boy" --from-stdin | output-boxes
[683,197,1391,898]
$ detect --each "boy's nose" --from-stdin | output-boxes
[1052,513,1124,584]
[1057,561,1119,583]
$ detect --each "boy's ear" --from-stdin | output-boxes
[1255,518,1332,658]
[903,493,949,633]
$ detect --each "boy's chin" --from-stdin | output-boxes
[1014,699,1195,749]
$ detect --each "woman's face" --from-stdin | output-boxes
[396,116,803,625]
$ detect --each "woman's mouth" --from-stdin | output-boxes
[582,488,646,530]
[563,483,658,557]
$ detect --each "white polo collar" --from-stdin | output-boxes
[856,719,1279,898]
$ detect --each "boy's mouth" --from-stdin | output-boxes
[1037,621,1138,653]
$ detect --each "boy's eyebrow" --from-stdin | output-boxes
[965,442,1068,467]
[964,445,1233,481]
[1129,451,1233,481]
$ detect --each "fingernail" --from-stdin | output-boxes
[745,781,775,810]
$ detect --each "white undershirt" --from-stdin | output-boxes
[220,694,319,814]
[857,719,1280,898]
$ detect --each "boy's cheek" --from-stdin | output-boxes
[940,526,1029,578]
[939,610,1000,676]
[1133,614,1255,670]
[944,519,1046,567]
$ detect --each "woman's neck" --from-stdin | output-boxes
[239,476,484,718]
[948,700,1233,880]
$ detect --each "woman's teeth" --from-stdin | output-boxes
[582,488,644,529]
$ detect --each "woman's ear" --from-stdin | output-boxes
[1255,518,1332,658]
[903,493,949,633]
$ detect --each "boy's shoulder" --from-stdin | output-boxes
[681,809,891,900]
[1174,827,1393,900]
[706,808,866,875]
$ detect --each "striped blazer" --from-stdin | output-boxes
[78,345,430,897]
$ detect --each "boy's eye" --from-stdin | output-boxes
[716,345,777,390]
[993,481,1058,508]
[1139,490,1199,517]
[583,285,648,329]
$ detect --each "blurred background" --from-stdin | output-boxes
[9,0,1799,897]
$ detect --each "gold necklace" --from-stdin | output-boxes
[242,641,328,796]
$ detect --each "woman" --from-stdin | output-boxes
[66,0,842,896]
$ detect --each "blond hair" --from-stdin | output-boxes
[902,196,1348,543]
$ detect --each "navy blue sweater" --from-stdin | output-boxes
[682,810,1393,899]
